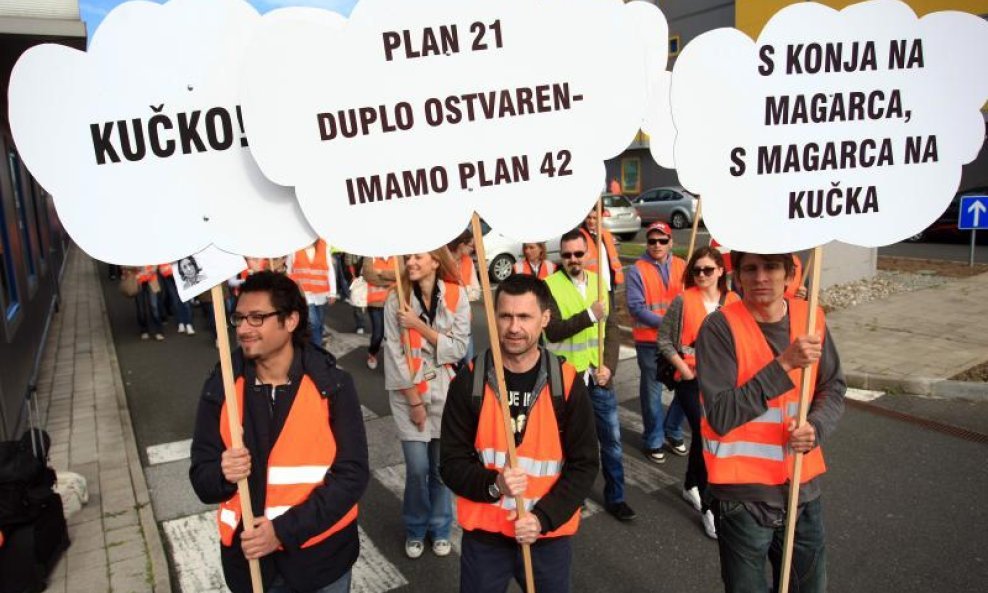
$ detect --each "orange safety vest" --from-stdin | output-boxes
[289,240,331,295]
[631,257,686,343]
[784,254,804,299]
[580,228,624,286]
[457,361,580,539]
[158,264,173,277]
[403,284,462,395]
[367,257,395,306]
[513,259,555,279]
[700,299,827,486]
[137,265,156,284]
[677,288,740,376]
[458,254,477,287]
[217,376,358,548]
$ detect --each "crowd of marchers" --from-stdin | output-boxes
[111,205,844,593]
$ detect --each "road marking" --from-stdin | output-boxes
[147,439,192,465]
[617,407,644,437]
[325,326,370,359]
[162,511,407,593]
[362,405,380,421]
[618,345,637,361]
[845,387,884,402]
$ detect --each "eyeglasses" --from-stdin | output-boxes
[560,251,585,260]
[692,266,718,277]
[647,238,671,246]
[230,311,280,327]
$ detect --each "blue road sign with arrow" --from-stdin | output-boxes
[959,196,988,230]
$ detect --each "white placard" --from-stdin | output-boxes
[173,246,246,303]
[8,0,317,266]
[666,0,988,253]
[240,0,669,256]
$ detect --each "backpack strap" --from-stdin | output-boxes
[470,349,491,417]
[545,350,566,426]
[471,348,566,427]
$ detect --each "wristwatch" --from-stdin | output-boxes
[488,479,501,500]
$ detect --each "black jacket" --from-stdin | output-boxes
[189,344,369,593]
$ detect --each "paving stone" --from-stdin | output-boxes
[67,546,107,574]
[68,564,110,592]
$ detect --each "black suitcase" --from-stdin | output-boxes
[0,491,69,593]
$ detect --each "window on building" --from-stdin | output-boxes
[0,195,18,321]
[7,150,37,288]
[669,35,681,57]
[29,180,48,271]
[620,157,641,195]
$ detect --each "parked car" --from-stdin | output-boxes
[631,186,699,229]
[478,220,561,282]
[905,186,988,243]
[600,193,642,241]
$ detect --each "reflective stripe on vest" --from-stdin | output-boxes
[403,282,462,394]
[543,271,605,373]
[289,240,331,294]
[631,257,686,343]
[700,299,827,486]
[367,257,395,305]
[216,375,358,548]
[456,362,580,539]
[579,228,624,286]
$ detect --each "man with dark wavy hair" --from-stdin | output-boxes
[190,271,368,593]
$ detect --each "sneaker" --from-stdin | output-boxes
[605,501,637,522]
[431,539,452,557]
[682,486,702,512]
[177,323,186,334]
[405,540,424,559]
[356,327,365,335]
[665,436,688,456]
[702,510,717,539]
[140,333,149,341]
[186,326,196,336]
[154,333,165,341]
[366,354,378,370]
[646,448,666,464]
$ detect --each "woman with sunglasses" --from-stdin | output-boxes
[658,245,739,539]
[382,248,470,560]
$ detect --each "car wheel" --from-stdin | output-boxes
[618,232,638,242]
[671,211,688,229]
[904,231,925,243]
[489,254,515,282]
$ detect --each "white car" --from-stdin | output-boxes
[478,220,561,282]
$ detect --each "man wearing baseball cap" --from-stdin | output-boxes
[625,222,687,463]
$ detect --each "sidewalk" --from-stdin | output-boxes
[827,271,988,399]
[32,247,170,593]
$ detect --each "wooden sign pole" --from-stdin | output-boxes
[687,197,703,258]
[470,214,537,593]
[596,199,605,371]
[210,285,263,593]
[778,245,824,593]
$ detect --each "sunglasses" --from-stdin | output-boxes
[647,237,671,246]
[560,251,585,260]
[692,266,718,277]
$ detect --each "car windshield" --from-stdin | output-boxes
[602,195,632,208]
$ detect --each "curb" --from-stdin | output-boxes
[845,371,988,402]
[94,255,173,593]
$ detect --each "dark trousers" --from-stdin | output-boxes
[673,379,707,499]
[714,497,828,593]
[368,307,385,355]
[135,284,163,334]
[460,532,572,593]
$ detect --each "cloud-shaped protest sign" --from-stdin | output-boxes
[241,0,668,256]
[8,0,316,266]
[668,0,988,253]
[642,70,676,170]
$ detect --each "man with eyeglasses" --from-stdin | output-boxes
[543,230,635,523]
[695,252,845,593]
[190,271,369,593]
[625,221,687,464]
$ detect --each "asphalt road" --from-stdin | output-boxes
[99,271,988,593]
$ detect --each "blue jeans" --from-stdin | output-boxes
[460,532,572,593]
[163,275,192,326]
[588,385,625,505]
[368,307,385,355]
[715,497,828,593]
[401,439,452,541]
[308,303,326,348]
[268,569,351,593]
[135,284,163,334]
[635,344,685,450]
